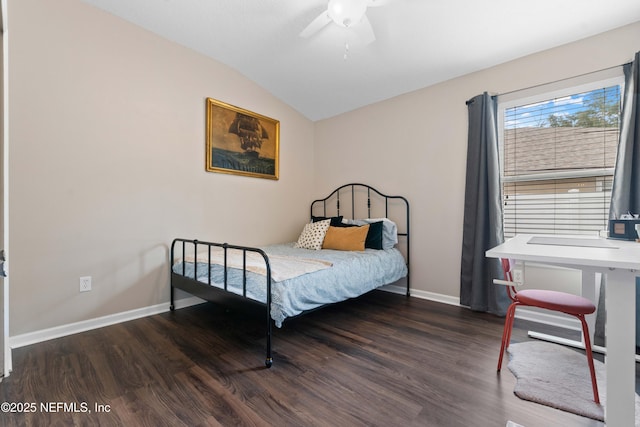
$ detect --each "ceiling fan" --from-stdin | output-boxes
[299,0,392,46]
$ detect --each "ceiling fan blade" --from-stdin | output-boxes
[300,10,332,38]
[357,16,376,45]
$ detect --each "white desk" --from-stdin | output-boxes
[487,234,640,427]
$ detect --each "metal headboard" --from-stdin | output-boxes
[310,183,410,296]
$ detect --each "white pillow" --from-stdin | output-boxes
[343,218,398,249]
[294,219,331,250]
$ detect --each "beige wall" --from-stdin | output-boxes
[314,22,640,299]
[7,0,315,335]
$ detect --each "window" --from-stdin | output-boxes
[498,71,623,238]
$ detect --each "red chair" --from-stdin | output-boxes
[495,258,600,404]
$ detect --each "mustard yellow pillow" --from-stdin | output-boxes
[322,224,370,251]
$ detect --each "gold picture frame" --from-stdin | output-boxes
[206,97,280,180]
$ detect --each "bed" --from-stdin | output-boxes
[170,183,410,367]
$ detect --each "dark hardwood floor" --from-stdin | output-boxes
[0,291,617,426]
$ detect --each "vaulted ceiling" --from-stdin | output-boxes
[81,0,640,121]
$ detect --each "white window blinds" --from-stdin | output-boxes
[500,84,621,238]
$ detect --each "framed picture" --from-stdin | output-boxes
[206,97,280,180]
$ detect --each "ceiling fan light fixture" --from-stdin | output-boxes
[328,0,368,28]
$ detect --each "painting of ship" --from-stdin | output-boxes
[206,97,280,180]
[228,113,269,158]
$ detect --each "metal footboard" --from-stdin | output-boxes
[170,238,273,368]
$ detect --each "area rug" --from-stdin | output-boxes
[507,341,640,423]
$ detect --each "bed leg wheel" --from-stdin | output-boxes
[265,358,273,368]
[169,305,175,311]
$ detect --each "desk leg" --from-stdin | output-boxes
[581,269,598,343]
[604,269,636,427]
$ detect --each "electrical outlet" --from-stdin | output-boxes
[512,265,524,286]
[79,276,92,292]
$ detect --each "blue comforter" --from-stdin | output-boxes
[173,243,408,327]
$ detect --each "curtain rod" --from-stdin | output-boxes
[466,61,630,106]
[496,62,629,98]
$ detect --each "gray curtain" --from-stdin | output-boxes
[460,92,509,316]
[595,52,640,347]
[610,53,640,216]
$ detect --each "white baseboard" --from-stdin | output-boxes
[382,284,461,306]
[9,288,579,350]
[399,286,461,306]
[9,296,205,349]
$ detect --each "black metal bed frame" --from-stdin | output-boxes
[169,183,410,368]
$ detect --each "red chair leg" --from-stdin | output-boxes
[497,303,518,372]
[578,315,600,404]
[503,304,518,350]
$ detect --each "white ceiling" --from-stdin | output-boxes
[81,0,640,121]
